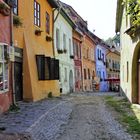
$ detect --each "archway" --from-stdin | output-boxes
[132,41,140,103]
[69,70,74,93]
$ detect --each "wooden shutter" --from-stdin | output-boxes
[54,59,59,80]
[36,55,45,80]
[49,58,55,80]
[45,57,51,80]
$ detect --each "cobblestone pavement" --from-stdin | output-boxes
[0,92,133,140]
[57,92,133,140]
[0,96,74,140]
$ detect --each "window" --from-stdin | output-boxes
[103,72,105,80]
[13,0,18,15]
[46,12,50,34]
[63,33,66,50]
[127,61,129,82]
[100,50,101,59]
[0,44,8,92]
[56,28,60,50]
[69,39,72,55]
[64,68,67,82]
[97,49,99,59]
[34,0,40,27]
[88,69,90,79]
[84,69,87,79]
[102,53,104,62]
[79,44,81,59]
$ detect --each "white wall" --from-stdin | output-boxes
[54,10,75,94]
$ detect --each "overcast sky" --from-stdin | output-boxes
[60,0,117,40]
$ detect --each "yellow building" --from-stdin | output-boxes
[13,0,60,101]
[106,50,120,91]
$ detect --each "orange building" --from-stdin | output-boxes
[82,32,96,91]
[13,0,60,101]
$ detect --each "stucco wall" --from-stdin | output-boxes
[120,6,139,103]
[82,35,96,91]
[96,44,108,91]
[0,3,12,113]
[13,0,60,101]
[54,10,75,94]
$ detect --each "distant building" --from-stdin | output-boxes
[106,50,120,92]
[73,29,83,92]
[61,2,96,92]
[96,43,108,92]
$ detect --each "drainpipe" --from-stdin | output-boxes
[10,7,16,105]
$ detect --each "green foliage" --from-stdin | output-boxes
[48,92,53,98]
[0,3,7,9]
[124,0,140,27]
[13,15,23,28]
[105,95,140,138]
[8,104,20,112]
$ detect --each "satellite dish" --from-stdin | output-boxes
[5,0,16,8]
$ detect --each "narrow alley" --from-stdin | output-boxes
[56,93,132,140]
[0,92,133,140]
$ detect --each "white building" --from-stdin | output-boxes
[54,8,75,94]
[116,0,140,103]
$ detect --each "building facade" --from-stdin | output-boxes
[13,0,60,101]
[96,44,108,91]
[73,29,83,92]
[54,8,75,94]
[82,32,96,91]
[116,0,140,103]
[106,50,120,92]
[0,0,12,112]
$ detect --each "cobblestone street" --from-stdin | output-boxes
[0,92,133,140]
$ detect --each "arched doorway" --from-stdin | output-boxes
[69,70,74,93]
[132,42,140,103]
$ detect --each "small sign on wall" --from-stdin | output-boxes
[8,46,15,62]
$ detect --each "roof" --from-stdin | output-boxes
[47,0,58,8]
[55,1,76,28]
[59,1,88,33]
[115,0,124,33]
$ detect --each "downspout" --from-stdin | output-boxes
[10,7,16,105]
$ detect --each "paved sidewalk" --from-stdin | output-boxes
[0,96,74,140]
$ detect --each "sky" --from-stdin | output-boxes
[60,0,117,40]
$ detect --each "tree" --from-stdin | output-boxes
[124,0,140,27]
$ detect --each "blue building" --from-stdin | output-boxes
[96,43,109,92]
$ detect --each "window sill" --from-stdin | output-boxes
[0,89,9,94]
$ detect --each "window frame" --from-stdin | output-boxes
[34,0,41,27]
[0,43,9,93]
[13,0,18,15]
[63,33,66,50]
[46,11,50,34]
[56,28,60,50]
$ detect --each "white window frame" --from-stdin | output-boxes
[56,28,60,50]
[0,43,9,94]
[63,33,66,50]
